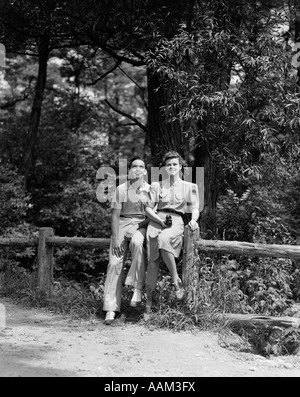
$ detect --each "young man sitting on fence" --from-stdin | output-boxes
[103,156,150,325]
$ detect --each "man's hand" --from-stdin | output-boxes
[111,237,124,257]
[188,219,199,231]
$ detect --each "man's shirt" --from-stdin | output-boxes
[111,181,150,217]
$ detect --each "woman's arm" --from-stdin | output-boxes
[187,183,200,231]
[188,208,200,231]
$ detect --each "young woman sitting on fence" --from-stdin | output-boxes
[144,150,200,314]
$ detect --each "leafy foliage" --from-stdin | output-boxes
[0,164,30,234]
[1,1,300,357]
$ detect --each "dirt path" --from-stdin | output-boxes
[0,296,300,378]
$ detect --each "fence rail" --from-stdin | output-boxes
[1,227,300,298]
[0,238,38,247]
[196,239,300,260]
[47,236,111,249]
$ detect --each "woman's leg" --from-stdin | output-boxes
[160,249,180,283]
[160,248,184,299]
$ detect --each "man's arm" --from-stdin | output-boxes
[145,206,167,228]
[137,217,150,230]
[111,208,123,257]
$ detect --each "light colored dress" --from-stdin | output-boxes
[146,180,200,263]
[103,181,150,312]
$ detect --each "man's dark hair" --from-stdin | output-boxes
[128,156,146,169]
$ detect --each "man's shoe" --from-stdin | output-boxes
[130,288,142,307]
[104,311,115,325]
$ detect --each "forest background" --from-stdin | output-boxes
[1,1,300,351]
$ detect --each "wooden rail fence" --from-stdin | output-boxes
[0,228,110,295]
[2,227,300,293]
[0,227,198,295]
[1,227,300,329]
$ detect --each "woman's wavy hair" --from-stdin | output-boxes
[159,151,188,174]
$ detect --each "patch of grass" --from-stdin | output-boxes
[0,260,104,322]
[2,260,300,357]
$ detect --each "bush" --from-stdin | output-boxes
[216,187,292,244]
[0,164,30,235]
[190,255,294,316]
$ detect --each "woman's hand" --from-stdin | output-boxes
[188,219,199,231]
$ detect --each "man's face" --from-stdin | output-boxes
[128,159,147,180]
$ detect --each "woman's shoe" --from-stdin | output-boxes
[174,279,184,300]
[104,311,115,325]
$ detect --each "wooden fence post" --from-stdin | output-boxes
[37,227,54,296]
[182,226,199,301]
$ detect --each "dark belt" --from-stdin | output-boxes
[157,209,184,217]
[120,214,145,219]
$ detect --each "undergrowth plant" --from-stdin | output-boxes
[1,255,300,356]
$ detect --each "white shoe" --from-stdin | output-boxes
[104,311,115,325]
[130,288,142,307]
[174,278,184,300]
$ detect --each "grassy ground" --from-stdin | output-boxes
[1,260,300,357]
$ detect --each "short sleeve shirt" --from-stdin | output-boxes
[111,181,150,216]
[146,180,200,214]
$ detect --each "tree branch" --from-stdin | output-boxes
[87,60,122,86]
[118,66,143,90]
[104,99,147,132]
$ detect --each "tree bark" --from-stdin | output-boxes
[147,68,184,166]
[295,5,300,86]
[21,36,50,189]
[37,227,54,296]
[194,143,219,239]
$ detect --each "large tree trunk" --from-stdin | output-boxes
[147,68,184,166]
[295,6,300,86]
[21,36,50,189]
[194,143,219,239]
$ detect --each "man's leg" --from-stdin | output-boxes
[125,228,146,306]
[126,228,146,289]
[103,240,124,322]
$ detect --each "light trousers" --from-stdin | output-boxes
[103,219,147,312]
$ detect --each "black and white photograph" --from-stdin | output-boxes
[1,0,300,380]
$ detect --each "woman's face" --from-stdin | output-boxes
[164,157,181,177]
